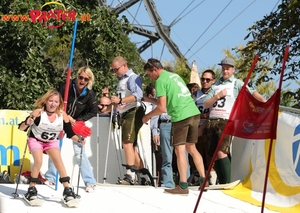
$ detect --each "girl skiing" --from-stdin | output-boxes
[18,89,84,206]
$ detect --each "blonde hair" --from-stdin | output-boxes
[111,56,127,66]
[76,66,95,90]
[34,89,63,115]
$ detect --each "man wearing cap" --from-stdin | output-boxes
[203,57,266,184]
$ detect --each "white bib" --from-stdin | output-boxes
[209,79,236,119]
[195,90,210,126]
[31,111,63,142]
[116,73,139,113]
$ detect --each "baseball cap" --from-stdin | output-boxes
[218,57,235,67]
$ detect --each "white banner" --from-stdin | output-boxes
[228,109,300,213]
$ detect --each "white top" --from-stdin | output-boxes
[31,111,63,142]
[116,72,138,113]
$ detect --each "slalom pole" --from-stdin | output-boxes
[55,19,78,190]
[260,46,289,213]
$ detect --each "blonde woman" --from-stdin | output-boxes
[44,66,98,192]
[18,89,84,204]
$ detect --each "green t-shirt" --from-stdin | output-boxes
[155,70,200,122]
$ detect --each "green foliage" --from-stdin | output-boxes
[0,1,144,110]
[239,0,300,108]
[0,1,54,109]
[156,57,191,84]
[140,57,192,94]
[3,0,298,110]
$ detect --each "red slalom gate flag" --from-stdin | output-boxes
[223,88,280,140]
[223,46,289,141]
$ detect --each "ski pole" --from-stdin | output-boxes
[75,143,83,198]
[96,113,100,182]
[12,115,34,198]
[103,104,114,183]
[112,112,123,179]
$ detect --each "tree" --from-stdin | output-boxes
[238,0,300,108]
[170,58,191,84]
[140,57,192,95]
[0,0,144,110]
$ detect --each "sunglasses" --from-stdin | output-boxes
[201,78,213,83]
[99,104,110,107]
[111,64,123,72]
[78,76,90,82]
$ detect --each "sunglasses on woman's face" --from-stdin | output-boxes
[78,75,89,82]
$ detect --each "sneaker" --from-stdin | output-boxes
[164,185,189,195]
[86,185,96,193]
[24,186,38,201]
[63,187,76,202]
[116,174,137,185]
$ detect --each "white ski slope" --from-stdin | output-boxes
[0,183,279,213]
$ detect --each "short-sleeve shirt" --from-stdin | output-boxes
[155,70,200,122]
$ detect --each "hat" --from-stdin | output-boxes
[218,57,235,67]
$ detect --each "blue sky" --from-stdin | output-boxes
[108,0,280,69]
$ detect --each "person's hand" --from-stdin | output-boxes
[153,135,160,146]
[77,135,86,145]
[72,121,92,137]
[111,95,121,105]
[142,114,150,125]
[25,115,35,126]
[81,138,86,145]
[142,95,149,102]
[218,89,227,98]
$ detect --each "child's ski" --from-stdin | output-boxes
[23,196,44,206]
[61,198,80,208]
